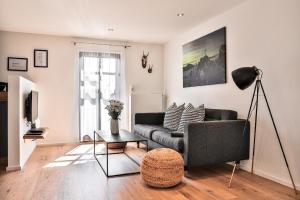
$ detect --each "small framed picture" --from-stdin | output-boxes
[34,49,48,68]
[7,57,28,71]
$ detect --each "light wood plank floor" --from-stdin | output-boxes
[0,143,298,200]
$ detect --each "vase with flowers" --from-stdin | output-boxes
[105,100,124,135]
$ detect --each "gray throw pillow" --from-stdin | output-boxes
[163,103,185,131]
[177,103,205,133]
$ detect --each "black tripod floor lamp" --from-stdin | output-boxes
[229,66,297,194]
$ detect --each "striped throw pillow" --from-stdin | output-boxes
[177,103,205,133]
[163,103,185,130]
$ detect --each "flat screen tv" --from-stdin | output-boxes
[25,91,38,127]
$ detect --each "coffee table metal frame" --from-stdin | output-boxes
[93,130,148,177]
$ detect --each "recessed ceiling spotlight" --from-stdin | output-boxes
[177,13,184,17]
[108,28,114,32]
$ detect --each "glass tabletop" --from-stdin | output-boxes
[94,129,147,143]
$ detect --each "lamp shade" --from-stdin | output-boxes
[232,66,259,90]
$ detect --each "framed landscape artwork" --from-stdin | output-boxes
[183,27,226,87]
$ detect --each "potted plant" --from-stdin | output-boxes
[105,100,124,135]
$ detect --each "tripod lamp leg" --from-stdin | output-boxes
[228,161,240,188]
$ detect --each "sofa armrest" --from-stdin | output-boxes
[135,112,165,125]
[184,120,250,169]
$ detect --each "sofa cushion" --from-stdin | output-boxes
[152,130,184,153]
[134,124,170,139]
[163,103,185,131]
[177,103,205,133]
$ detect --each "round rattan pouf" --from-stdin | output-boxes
[140,148,184,188]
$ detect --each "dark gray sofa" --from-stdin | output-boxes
[134,108,250,170]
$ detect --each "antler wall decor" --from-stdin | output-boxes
[141,51,154,73]
[148,64,153,73]
[141,51,149,68]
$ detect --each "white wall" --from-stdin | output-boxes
[164,0,300,189]
[1,33,78,145]
[129,93,164,131]
[0,31,163,144]
[7,76,36,170]
[125,43,164,94]
[19,77,37,168]
[125,43,164,130]
[7,76,20,170]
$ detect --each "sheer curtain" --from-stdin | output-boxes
[78,47,126,141]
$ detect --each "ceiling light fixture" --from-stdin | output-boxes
[177,13,184,17]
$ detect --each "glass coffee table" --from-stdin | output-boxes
[93,129,148,177]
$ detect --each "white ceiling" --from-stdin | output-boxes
[0,0,246,43]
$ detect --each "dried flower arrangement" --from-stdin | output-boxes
[105,100,124,120]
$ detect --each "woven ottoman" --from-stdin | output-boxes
[140,148,184,188]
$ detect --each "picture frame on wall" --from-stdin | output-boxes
[182,27,226,87]
[34,49,48,68]
[7,57,28,71]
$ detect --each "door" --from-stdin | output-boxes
[79,52,120,141]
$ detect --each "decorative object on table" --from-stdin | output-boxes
[0,82,8,92]
[183,27,226,87]
[147,64,153,73]
[141,148,184,188]
[105,99,124,135]
[110,119,119,134]
[229,66,297,195]
[141,51,149,68]
[7,57,28,71]
[107,142,127,149]
[34,49,48,68]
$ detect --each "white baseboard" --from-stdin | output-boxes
[37,141,80,147]
[240,164,300,191]
[6,165,21,171]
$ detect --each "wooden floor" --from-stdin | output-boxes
[0,143,298,200]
